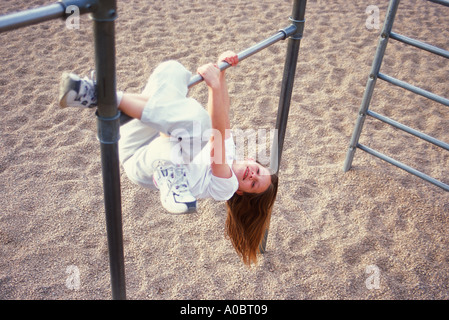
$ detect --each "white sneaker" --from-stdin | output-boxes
[152,160,197,214]
[59,71,97,108]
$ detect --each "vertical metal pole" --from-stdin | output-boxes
[343,0,400,172]
[92,0,126,300]
[261,0,307,253]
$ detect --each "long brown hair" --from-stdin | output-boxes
[225,172,279,265]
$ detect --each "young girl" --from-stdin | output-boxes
[59,51,278,265]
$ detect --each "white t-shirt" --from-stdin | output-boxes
[186,135,239,201]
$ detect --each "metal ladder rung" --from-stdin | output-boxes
[390,32,449,59]
[357,144,449,191]
[427,0,449,7]
[378,73,449,107]
[367,110,449,151]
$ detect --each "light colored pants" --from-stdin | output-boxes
[119,61,211,189]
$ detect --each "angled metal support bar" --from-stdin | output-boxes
[390,32,449,59]
[343,0,400,172]
[427,0,449,7]
[120,23,299,126]
[187,24,297,88]
[378,73,449,107]
[367,110,449,150]
[0,0,96,33]
[357,144,449,191]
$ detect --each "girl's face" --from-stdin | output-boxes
[233,160,272,195]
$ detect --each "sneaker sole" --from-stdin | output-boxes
[181,200,197,214]
[59,72,81,109]
[185,201,197,214]
[163,201,197,215]
[163,195,197,215]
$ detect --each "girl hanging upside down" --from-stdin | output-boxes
[59,51,278,265]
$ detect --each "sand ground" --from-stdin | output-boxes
[0,0,448,299]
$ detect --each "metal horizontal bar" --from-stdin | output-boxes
[187,25,296,88]
[367,110,449,151]
[0,2,65,33]
[378,73,449,107]
[427,0,449,7]
[0,0,96,33]
[390,32,449,59]
[357,144,449,191]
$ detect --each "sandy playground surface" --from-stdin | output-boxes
[0,0,448,299]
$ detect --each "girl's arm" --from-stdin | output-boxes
[197,61,232,179]
[217,52,235,140]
